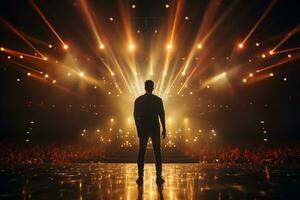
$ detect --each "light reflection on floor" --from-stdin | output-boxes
[0,163,299,199]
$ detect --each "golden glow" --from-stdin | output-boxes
[238,43,244,48]
[63,44,69,50]
[128,43,135,51]
[79,72,85,77]
[197,43,202,49]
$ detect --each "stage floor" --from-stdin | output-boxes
[0,163,299,199]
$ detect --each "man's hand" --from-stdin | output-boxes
[161,129,166,140]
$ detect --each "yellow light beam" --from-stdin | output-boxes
[158,0,184,95]
[1,18,46,58]
[271,25,300,52]
[257,53,300,72]
[241,0,277,45]
[273,46,300,54]
[1,47,47,61]
[30,0,66,47]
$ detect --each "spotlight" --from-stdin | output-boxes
[256,42,260,47]
[1,47,5,51]
[52,80,56,83]
[43,57,48,61]
[131,4,136,8]
[222,72,226,76]
[20,55,23,59]
[197,43,202,49]
[109,17,114,21]
[166,43,173,50]
[288,54,292,58]
[45,74,49,78]
[249,73,253,77]
[238,43,243,48]
[111,72,115,76]
[181,72,186,76]
[185,16,189,20]
[27,72,31,76]
[165,4,170,8]
[48,44,52,48]
[128,43,135,51]
[261,54,266,58]
[63,44,69,50]
[270,73,274,77]
[99,44,105,49]
[79,72,85,77]
[243,78,247,83]
[283,77,287,81]
[269,50,274,55]
[7,56,11,59]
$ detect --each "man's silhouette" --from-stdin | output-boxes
[134,80,166,185]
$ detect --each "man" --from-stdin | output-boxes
[134,80,166,185]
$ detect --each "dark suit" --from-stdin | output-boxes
[134,93,165,177]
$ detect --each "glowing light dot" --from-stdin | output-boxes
[20,55,23,59]
[181,72,186,76]
[256,42,260,47]
[43,57,48,61]
[17,78,20,82]
[79,72,85,77]
[249,73,253,77]
[261,54,266,58]
[109,17,114,21]
[52,80,56,83]
[283,77,287,81]
[131,4,136,8]
[184,16,189,20]
[288,54,292,58]
[63,44,69,50]
[0,47,4,51]
[128,43,135,51]
[154,30,158,33]
[197,43,202,49]
[27,72,31,76]
[222,72,226,76]
[166,43,173,50]
[99,44,105,49]
[270,73,274,77]
[45,74,49,78]
[48,44,52,48]
[111,72,115,76]
[206,85,210,89]
[269,50,274,55]
[7,56,11,59]
[256,70,260,73]
[67,73,71,76]
[243,79,247,83]
[165,4,169,8]
[238,43,243,48]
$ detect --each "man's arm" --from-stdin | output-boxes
[134,99,141,137]
[158,98,166,139]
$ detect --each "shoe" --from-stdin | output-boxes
[136,177,143,185]
[156,177,165,185]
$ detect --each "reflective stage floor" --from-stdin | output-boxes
[0,163,299,199]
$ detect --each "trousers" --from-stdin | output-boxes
[137,134,162,177]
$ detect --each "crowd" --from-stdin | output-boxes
[0,142,104,165]
[1,141,299,165]
[192,145,300,165]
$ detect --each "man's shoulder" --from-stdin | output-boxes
[135,94,162,102]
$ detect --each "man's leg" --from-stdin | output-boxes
[151,135,162,177]
[137,136,148,178]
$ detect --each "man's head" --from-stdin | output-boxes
[145,80,154,93]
